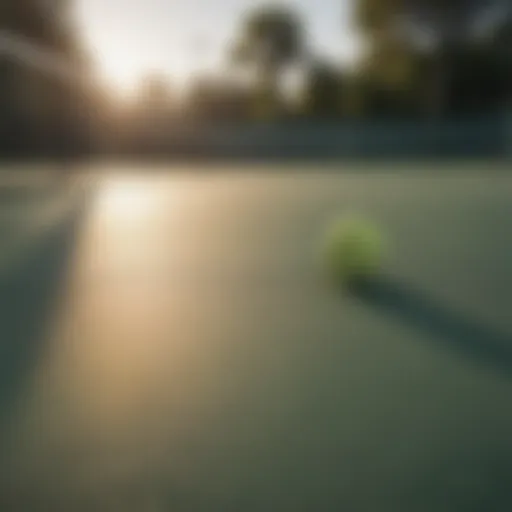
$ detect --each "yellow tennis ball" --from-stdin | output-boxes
[322,216,385,286]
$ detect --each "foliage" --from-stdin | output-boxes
[353,0,511,118]
[231,4,304,119]
[233,5,303,71]
[300,61,344,118]
[0,0,93,158]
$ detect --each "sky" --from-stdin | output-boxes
[75,0,360,95]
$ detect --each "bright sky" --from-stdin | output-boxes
[75,0,361,95]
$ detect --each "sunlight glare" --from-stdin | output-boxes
[99,178,155,221]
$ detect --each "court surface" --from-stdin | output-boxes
[1,164,511,511]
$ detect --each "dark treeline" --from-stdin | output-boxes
[0,0,510,160]
[0,0,98,159]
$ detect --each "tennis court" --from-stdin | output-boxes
[1,164,511,511]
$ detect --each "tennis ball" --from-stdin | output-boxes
[322,215,385,287]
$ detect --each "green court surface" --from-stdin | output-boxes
[1,166,511,511]
[0,175,86,275]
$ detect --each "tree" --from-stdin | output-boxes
[232,4,304,119]
[493,12,511,91]
[353,0,509,118]
[300,61,344,119]
[185,76,252,122]
[400,0,497,116]
[0,0,91,158]
[135,73,173,111]
[356,0,402,34]
[400,0,491,41]
[352,0,423,119]
[406,1,512,116]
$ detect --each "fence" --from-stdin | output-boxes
[135,115,509,161]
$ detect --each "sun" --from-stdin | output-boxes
[82,26,158,97]
[95,47,148,97]
[78,3,195,98]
